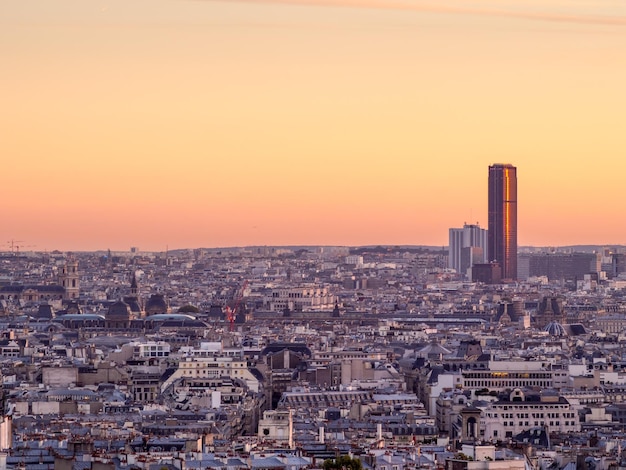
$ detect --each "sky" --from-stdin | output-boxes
[2,0,626,252]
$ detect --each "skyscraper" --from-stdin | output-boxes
[488,163,517,280]
[449,223,488,279]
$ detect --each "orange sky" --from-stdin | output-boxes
[1,0,626,251]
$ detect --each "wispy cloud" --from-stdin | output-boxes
[190,0,626,26]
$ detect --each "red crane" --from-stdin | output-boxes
[225,280,248,331]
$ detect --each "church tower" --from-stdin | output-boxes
[130,272,138,296]
[60,259,80,300]
[124,271,143,317]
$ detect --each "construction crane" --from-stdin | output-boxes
[7,240,24,254]
[225,280,248,331]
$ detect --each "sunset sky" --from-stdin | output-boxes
[2,0,626,252]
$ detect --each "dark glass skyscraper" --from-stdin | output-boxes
[488,164,517,280]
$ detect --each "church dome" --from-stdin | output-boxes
[107,300,131,320]
[145,294,168,315]
[544,321,567,337]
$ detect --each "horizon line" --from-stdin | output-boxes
[5,242,626,254]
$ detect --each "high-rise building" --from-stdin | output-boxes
[448,223,487,279]
[488,163,517,280]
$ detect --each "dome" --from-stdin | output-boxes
[107,300,131,320]
[145,294,168,315]
[544,321,567,337]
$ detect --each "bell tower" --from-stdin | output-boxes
[130,272,138,296]
[60,258,80,300]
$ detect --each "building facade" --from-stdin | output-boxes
[461,361,569,391]
[488,164,517,280]
[517,252,600,282]
[263,285,335,312]
[482,389,580,441]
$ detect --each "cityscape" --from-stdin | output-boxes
[0,163,626,469]
[4,1,626,470]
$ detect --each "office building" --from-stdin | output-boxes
[448,224,487,279]
[488,164,517,280]
[517,252,601,281]
[472,262,501,285]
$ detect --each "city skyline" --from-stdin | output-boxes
[3,0,626,252]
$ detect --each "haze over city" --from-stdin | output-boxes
[2,0,625,252]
